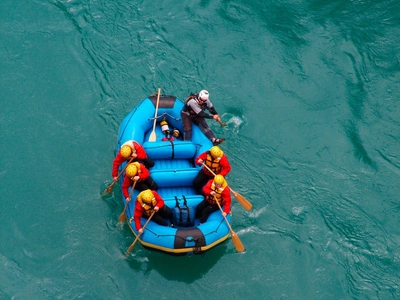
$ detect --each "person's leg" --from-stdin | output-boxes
[194,117,224,145]
[193,170,211,195]
[151,213,169,226]
[135,181,148,192]
[195,199,209,219]
[158,205,173,222]
[144,177,158,191]
[142,156,155,169]
[181,112,192,141]
[200,204,219,223]
[192,117,216,141]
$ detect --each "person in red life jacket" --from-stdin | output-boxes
[193,145,231,194]
[122,163,158,199]
[111,141,154,182]
[132,189,173,233]
[195,175,231,223]
[181,89,225,145]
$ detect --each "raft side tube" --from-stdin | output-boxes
[150,169,199,188]
[118,98,155,145]
[143,141,198,160]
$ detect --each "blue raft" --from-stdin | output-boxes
[116,94,230,255]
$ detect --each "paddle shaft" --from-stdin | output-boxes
[218,120,227,127]
[126,211,156,254]
[215,197,245,252]
[104,156,135,194]
[149,88,161,142]
[215,200,233,234]
[119,181,137,222]
[202,163,252,210]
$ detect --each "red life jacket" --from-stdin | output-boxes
[137,193,157,216]
[206,181,228,204]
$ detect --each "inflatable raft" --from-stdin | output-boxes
[116,93,230,255]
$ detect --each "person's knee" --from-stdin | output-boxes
[200,211,209,223]
[149,180,158,190]
[193,178,199,187]
[145,158,155,168]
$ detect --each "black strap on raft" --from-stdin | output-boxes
[174,195,193,227]
[182,195,191,225]
[169,139,175,159]
[193,237,202,254]
[174,196,183,226]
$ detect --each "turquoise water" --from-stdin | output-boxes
[1,0,400,299]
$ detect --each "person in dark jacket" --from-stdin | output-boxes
[181,90,225,145]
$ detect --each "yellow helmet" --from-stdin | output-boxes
[141,189,154,203]
[160,118,169,134]
[172,128,180,137]
[214,175,225,185]
[125,163,137,177]
[210,146,223,158]
[132,162,140,170]
[120,145,132,159]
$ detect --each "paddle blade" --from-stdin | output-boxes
[232,190,253,211]
[118,211,126,223]
[103,181,115,194]
[125,212,153,257]
[125,237,139,256]
[231,232,245,252]
[148,131,156,142]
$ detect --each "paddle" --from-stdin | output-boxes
[215,197,245,252]
[202,163,253,211]
[125,211,156,256]
[103,156,135,195]
[118,180,137,223]
[218,120,227,127]
[148,88,161,142]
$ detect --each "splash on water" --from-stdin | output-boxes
[221,113,247,134]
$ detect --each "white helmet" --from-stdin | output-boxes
[198,90,209,101]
